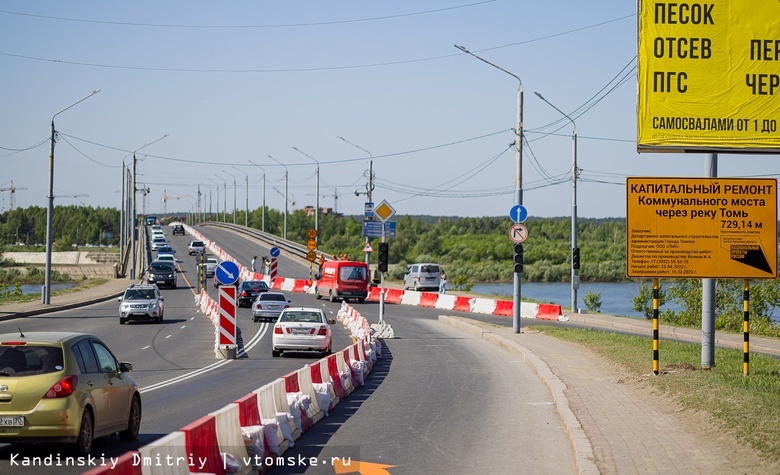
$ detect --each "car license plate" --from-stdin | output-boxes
[0,416,24,427]
[291,328,309,335]
[267,305,278,309]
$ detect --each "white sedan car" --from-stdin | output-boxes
[272,308,332,357]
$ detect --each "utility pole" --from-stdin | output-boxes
[455,44,524,333]
[338,136,374,266]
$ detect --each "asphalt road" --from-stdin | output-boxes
[0,225,578,474]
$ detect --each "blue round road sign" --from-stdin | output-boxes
[215,261,240,286]
[270,247,281,258]
[509,204,528,223]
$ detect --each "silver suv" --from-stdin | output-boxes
[188,240,205,255]
[118,284,165,324]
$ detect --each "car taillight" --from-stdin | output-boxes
[318,326,328,336]
[44,375,78,398]
[274,325,283,334]
[284,305,290,309]
[241,291,248,297]
[1,341,28,346]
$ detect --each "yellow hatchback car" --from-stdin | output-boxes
[0,332,141,455]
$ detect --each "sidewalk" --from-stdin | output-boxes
[440,315,780,474]
[0,277,132,321]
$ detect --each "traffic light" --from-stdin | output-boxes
[513,243,523,274]
[378,242,389,273]
[572,247,580,270]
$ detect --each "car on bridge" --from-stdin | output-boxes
[272,307,332,357]
[118,284,165,324]
[0,331,142,456]
[147,260,177,289]
[188,240,205,255]
[237,280,270,307]
[204,256,218,277]
[172,224,185,235]
[252,291,291,323]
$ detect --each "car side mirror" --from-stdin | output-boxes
[117,296,123,302]
[119,362,134,372]
[287,299,292,303]
[328,318,336,324]
[160,296,165,301]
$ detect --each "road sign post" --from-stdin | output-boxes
[218,285,237,359]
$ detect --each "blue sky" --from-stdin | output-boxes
[2,1,778,219]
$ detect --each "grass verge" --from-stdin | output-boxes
[530,325,780,463]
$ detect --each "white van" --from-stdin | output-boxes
[403,263,441,291]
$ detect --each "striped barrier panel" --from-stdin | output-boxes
[327,354,349,399]
[418,292,439,308]
[296,367,324,425]
[138,431,192,475]
[270,277,285,290]
[453,296,473,312]
[209,404,251,475]
[384,288,404,304]
[179,415,225,475]
[400,291,421,306]
[279,278,296,292]
[336,350,355,393]
[435,294,457,310]
[536,303,564,320]
[253,384,290,452]
[235,392,261,426]
[472,297,497,315]
[366,286,382,301]
[493,299,513,316]
[292,279,310,293]
[82,450,140,475]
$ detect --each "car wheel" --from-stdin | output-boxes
[119,396,141,441]
[119,318,127,325]
[322,345,332,357]
[315,287,321,300]
[357,298,365,304]
[329,291,335,303]
[158,315,163,324]
[414,283,420,291]
[74,409,93,456]
[272,349,280,357]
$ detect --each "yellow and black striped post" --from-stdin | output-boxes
[743,279,750,376]
[653,278,660,376]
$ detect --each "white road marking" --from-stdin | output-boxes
[140,323,269,393]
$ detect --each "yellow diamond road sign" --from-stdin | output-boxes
[374,200,396,223]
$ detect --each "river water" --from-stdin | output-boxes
[470,281,780,323]
[3,283,75,295]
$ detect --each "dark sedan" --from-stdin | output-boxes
[237,280,270,307]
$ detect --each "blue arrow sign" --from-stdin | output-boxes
[362,220,396,238]
[269,247,281,258]
[509,204,528,223]
[215,261,240,286]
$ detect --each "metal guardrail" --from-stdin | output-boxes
[198,222,332,262]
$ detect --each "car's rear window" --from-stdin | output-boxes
[260,293,287,301]
[243,282,268,291]
[0,346,64,376]
[421,265,440,273]
[339,266,366,281]
[191,241,204,247]
[280,311,323,323]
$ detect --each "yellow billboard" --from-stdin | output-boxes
[637,1,780,152]
[626,177,777,278]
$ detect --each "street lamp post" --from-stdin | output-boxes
[44,89,100,304]
[268,155,289,239]
[292,147,320,243]
[232,166,249,227]
[455,44,524,333]
[129,134,168,281]
[535,92,578,313]
[337,136,374,267]
[248,160,267,232]
[222,170,237,224]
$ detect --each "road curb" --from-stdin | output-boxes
[0,289,127,321]
[438,315,599,475]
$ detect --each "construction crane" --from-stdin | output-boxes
[272,187,296,207]
[306,188,340,214]
[0,181,28,210]
[138,185,151,215]
[161,190,192,216]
